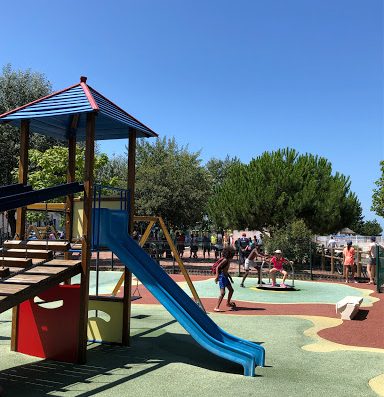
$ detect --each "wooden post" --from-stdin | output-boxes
[11,119,30,352]
[77,112,95,363]
[321,246,325,271]
[64,131,76,284]
[122,131,136,346]
[15,119,30,240]
[65,125,77,248]
[330,248,334,274]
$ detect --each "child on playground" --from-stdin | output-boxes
[269,249,292,288]
[240,244,268,287]
[214,246,236,312]
[343,240,357,283]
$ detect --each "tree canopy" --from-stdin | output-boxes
[372,160,384,219]
[134,137,212,229]
[205,156,240,188]
[0,64,59,186]
[27,146,114,190]
[207,148,361,234]
[24,146,115,224]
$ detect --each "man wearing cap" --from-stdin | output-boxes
[269,249,292,288]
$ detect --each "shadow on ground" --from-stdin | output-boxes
[0,325,264,396]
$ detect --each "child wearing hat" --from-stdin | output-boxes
[269,249,292,288]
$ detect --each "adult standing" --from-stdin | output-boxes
[202,232,211,259]
[327,235,337,249]
[238,233,250,265]
[367,236,377,285]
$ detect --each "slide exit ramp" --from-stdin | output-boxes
[94,208,265,376]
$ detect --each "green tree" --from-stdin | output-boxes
[25,146,115,224]
[356,219,383,236]
[134,137,212,229]
[263,219,315,265]
[208,148,361,234]
[0,64,59,185]
[96,154,128,189]
[205,156,240,188]
[0,64,61,236]
[372,160,384,218]
[28,146,113,190]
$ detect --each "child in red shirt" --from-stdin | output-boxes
[269,249,292,288]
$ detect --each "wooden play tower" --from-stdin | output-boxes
[0,76,158,362]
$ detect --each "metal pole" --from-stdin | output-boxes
[309,241,313,281]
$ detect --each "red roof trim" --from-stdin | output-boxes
[0,83,81,119]
[88,85,158,137]
[80,82,99,111]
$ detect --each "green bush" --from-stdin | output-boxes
[264,219,315,267]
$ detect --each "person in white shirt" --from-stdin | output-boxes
[327,236,337,249]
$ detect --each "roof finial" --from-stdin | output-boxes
[80,76,87,83]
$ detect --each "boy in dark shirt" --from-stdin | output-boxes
[214,246,236,312]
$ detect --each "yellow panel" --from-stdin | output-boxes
[73,199,124,240]
[87,299,123,344]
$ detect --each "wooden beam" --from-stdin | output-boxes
[12,118,29,352]
[66,133,76,245]
[26,203,66,211]
[133,216,159,222]
[16,119,30,240]
[122,131,136,346]
[158,216,205,310]
[78,112,95,363]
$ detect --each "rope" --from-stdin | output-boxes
[131,277,141,298]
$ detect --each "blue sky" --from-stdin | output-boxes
[1,0,383,226]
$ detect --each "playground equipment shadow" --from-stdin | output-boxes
[1,302,384,396]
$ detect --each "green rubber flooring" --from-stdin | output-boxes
[1,304,383,396]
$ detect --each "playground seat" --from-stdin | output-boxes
[336,296,363,320]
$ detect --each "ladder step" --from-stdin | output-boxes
[3,240,70,251]
[0,258,33,268]
[1,249,53,260]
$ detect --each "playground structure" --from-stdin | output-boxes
[111,215,204,308]
[0,76,265,376]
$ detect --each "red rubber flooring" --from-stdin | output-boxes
[127,274,384,349]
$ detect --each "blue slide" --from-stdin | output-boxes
[95,208,265,376]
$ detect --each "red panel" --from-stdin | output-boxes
[17,284,81,362]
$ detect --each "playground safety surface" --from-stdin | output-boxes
[1,273,384,397]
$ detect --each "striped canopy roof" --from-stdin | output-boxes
[0,77,158,141]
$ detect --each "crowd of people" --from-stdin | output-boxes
[135,227,262,261]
